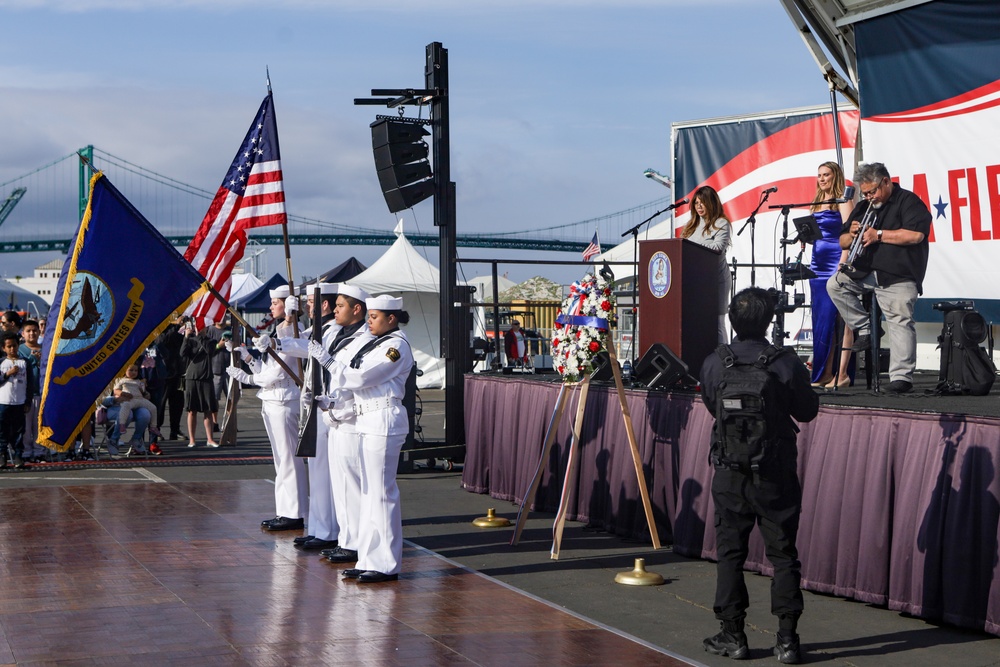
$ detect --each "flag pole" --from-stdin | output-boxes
[201,280,303,388]
[265,78,304,382]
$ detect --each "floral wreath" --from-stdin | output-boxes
[551,273,617,383]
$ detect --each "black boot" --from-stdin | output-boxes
[703,620,748,660]
[774,631,801,664]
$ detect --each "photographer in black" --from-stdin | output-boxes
[700,287,819,664]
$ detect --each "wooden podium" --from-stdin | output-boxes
[638,238,719,381]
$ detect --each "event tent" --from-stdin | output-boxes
[229,273,264,304]
[230,273,290,313]
[347,225,447,389]
[1,279,49,318]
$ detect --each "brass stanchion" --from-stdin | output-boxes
[473,508,511,528]
[614,558,664,586]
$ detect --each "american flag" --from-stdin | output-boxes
[185,93,287,325]
[582,231,601,262]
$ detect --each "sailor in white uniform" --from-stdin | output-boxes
[313,294,413,583]
[271,283,341,549]
[227,285,306,531]
[307,283,371,565]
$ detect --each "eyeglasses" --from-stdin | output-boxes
[860,178,885,199]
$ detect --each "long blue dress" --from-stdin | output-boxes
[809,209,845,383]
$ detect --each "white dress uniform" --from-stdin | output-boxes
[327,298,413,576]
[276,305,340,543]
[240,312,306,521]
[320,321,372,554]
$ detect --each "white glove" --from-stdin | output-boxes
[253,334,272,353]
[224,340,235,352]
[226,366,251,384]
[285,295,299,314]
[308,340,332,366]
[315,394,332,410]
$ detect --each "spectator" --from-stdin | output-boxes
[180,319,220,448]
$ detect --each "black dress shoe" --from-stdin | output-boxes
[261,516,281,527]
[887,379,912,394]
[324,547,359,563]
[357,570,398,583]
[293,535,315,545]
[264,517,305,531]
[300,538,338,551]
[850,333,872,352]
[342,568,364,579]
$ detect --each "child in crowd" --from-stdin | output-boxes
[19,319,46,462]
[113,363,161,438]
[0,332,30,469]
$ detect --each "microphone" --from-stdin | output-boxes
[763,186,779,194]
[816,186,857,205]
[670,198,689,209]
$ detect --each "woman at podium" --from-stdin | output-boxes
[809,161,855,387]
[681,185,733,343]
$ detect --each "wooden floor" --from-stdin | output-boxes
[0,480,693,666]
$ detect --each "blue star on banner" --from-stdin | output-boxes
[934,195,948,219]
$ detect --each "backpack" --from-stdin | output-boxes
[937,309,996,396]
[712,344,789,475]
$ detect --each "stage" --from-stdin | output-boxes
[461,371,1000,637]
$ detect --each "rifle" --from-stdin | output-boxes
[295,283,323,457]
[218,325,242,447]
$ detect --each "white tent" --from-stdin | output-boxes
[229,273,264,303]
[347,223,447,389]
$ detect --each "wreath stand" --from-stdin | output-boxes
[510,336,661,558]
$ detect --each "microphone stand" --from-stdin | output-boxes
[737,190,774,286]
[621,201,683,364]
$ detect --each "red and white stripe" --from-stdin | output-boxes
[185,160,286,325]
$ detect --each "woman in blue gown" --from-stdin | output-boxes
[809,162,855,386]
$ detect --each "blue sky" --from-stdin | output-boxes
[0,0,837,285]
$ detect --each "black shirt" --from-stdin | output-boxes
[841,183,931,292]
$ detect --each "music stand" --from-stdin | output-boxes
[792,215,822,244]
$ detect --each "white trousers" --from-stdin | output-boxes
[356,432,404,575]
[329,424,363,551]
[307,418,337,540]
[261,399,307,519]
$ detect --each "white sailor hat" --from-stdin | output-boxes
[337,283,370,303]
[366,294,403,311]
[319,282,339,295]
[269,285,297,299]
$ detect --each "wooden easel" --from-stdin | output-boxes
[510,337,661,558]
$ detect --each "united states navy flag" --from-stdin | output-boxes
[38,171,210,451]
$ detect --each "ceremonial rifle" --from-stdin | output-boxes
[295,283,323,457]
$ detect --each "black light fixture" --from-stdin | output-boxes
[370,117,434,213]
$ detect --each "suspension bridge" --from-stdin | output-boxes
[0,146,672,257]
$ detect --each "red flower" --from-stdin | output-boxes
[575,330,582,339]
[601,300,611,311]
[554,322,563,330]
[588,341,600,352]
[552,338,560,347]
[558,365,565,374]
[604,287,611,296]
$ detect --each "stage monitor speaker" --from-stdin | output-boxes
[590,351,617,381]
[633,343,688,390]
[371,118,434,213]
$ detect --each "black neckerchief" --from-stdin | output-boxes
[349,328,400,369]
[328,320,365,356]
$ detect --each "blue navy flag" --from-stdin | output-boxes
[38,172,210,451]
